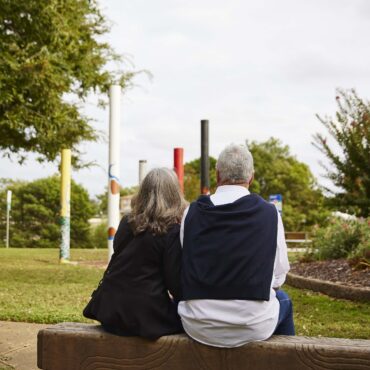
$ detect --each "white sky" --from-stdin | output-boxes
[1,0,370,197]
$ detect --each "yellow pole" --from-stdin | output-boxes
[60,149,71,263]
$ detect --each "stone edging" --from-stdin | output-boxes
[286,272,370,302]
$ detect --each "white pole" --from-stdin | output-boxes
[107,85,121,261]
[139,160,147,185]
[60,149,71,263]
[6,190,11,248]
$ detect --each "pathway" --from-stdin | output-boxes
[0,321,48,370]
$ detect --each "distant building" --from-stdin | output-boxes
[120,195,133,216]
[88,195,133,226]
[88,217,106,226]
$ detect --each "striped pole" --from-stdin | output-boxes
[174,148,184,193]
[139,160,147,184]
[107,85,121,261]
[60,149,71,262]
[201,120,210,195]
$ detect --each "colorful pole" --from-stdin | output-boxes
[201,119,210,195]
[60,149,71,262]
[107,85,121,260]
[6,190,11,248]
[139,160,147,184]
[174,148,184,193]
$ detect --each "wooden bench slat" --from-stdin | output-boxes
[285,232,308,240]
[37,323,370,370]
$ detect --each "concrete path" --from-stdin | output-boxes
[0,321,48,370]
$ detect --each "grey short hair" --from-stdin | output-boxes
[216,144,254,184]
[129,168,188,235]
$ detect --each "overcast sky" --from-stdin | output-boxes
[1,0,370,197]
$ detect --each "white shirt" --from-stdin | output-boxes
[178,185,290,348]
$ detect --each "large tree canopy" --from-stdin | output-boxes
[314,89,370,217]
[184,157,217,202]
[248,138,328,231]
[0,0,132,165]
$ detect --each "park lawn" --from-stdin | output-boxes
[0,248,104,323]
[0,248,369,339]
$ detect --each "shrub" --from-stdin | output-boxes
[0,176,96,248]
[348,221,370,269]
[306,218,370,268]
[89,221,108,249]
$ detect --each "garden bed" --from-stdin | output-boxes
[290,259,370,288]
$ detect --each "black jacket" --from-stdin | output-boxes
[83,217,183,339]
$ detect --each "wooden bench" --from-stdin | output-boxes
[285,232,312,244]
[37,323,370,370]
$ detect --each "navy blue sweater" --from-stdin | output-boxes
[182,193,277,301]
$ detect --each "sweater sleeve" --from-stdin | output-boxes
[163,225,183,302]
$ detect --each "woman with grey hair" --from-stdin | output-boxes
[83,168,187,339]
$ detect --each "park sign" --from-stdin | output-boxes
[269,194,282,215]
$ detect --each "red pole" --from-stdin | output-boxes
[174,147,184,193]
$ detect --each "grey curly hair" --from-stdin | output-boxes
[129,168,188,235]
[216,144,254,184]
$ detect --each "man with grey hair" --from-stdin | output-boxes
[178,143,294,347]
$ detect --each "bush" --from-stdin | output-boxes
[306,218,370,268]
[0,176,96,248]
[89,221,108,249]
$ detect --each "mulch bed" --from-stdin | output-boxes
[290,259,370,289]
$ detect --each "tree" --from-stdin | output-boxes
[248,138,328,231]
[184,157,217,202]
[0,176,96,247]
[313,89,370,217]
[0,0,134,165]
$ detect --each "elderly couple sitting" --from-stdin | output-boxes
[83,144,295,348]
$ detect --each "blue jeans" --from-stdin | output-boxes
[273,289,295,335]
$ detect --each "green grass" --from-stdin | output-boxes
[284,286,369,338]
[0,248,369,339]
[0,248,104,323]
